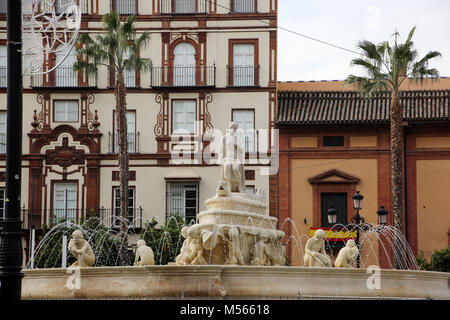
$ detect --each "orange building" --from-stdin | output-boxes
[274,79,450,266]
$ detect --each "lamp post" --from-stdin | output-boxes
[0,0,24,300]
[326,207,337,226]
[377,206,389,225]
[350,191,365,268]
[326,192,389,268]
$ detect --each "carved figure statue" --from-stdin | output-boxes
[134,239,155,266]
[216,180,229,197]
[251,231,269,266]
[303,229,332,267]
[221,122,246,193]
[265,237,284,266]
[187,230,208,265]
[335,239,359,268]
[68,230,95,267]
[175,226,192,265]
[224,227,245,265]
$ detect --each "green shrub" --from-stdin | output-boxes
[416,247,450,273]
[416,250,431,271]
[139,216,187,265]
[430,247,450,273]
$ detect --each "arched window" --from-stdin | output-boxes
[55,45,77,87]
[173,42,196,86]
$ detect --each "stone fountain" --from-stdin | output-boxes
[174,122,286,267]
[20,124,450,300]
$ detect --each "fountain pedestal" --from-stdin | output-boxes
[176,191,286,266]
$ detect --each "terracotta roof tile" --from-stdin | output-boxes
[277,90,450,125]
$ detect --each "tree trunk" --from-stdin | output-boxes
[390,90,404,268]
[115,71,130,266]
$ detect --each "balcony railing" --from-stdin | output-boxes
[112,0,137,15]
[231,0,256,13]
[21,208,95,229]
[40,0,90,15]
[227,65,260,87]
[20,208,142,230]
[236,130,260,153]
[109,70,139,88]
[99,207,143,230]
[0,66,6,87]
[109,132,140,154]
[160,0,208,14]
[30,67,97,88]
[0,133,6,153]
[0,0,6,13]
[151,66,216,88]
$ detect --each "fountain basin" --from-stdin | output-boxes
[205,194,267,215]
[21,266,450,299]
[197,210,278,229]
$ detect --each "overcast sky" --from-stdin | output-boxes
[278,0,450,81]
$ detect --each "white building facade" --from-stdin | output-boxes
[0,0,278,258]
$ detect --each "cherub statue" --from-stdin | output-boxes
[224,227,245,265]
[303,229,332,267]
[221,122,246,193]
[175,226,192,265]
[68,230,95,267]
[134,239,155,266]
[187,231,208,265]
[335,239,359,268]
[251,231,269,266]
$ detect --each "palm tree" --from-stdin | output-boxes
[345,27,441,265]
[73,12,150,265]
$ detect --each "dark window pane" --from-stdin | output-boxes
[323,136,344,147]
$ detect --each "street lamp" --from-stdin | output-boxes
[327,207,338,225]
[351,191,365,225]
[350,191,365,268]
[377,206,389,225]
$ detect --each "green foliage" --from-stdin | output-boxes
[430,247,450,273]
[416,247,450,272]
[74,11,151,75]
[34,217,122,268]
[140,216,187,265]
[345,26,442,94]
[416,250,431,271]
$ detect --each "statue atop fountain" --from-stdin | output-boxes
[221,122,246,194]
[68,230,95,267]
[335,239,359,268]
[175,122,286,266]
[303,229,332,267]
[134,239,155,266]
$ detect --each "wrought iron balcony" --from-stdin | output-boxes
[236,130,261,153]
[20,207,143,231]
[0,0,6,14]
[111,0,137,15]
[108,132,140,154]
[150,66,216,88]
[30,67,97,88]
[39,0,90,15]
[0,133,6,154]
[0,66,6,87]
[160,0,208,14]
[21,208,96,229]
[108,70,139,88]
[231,0,257,13]
[99,207,143,230]
[227,65,260,87]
